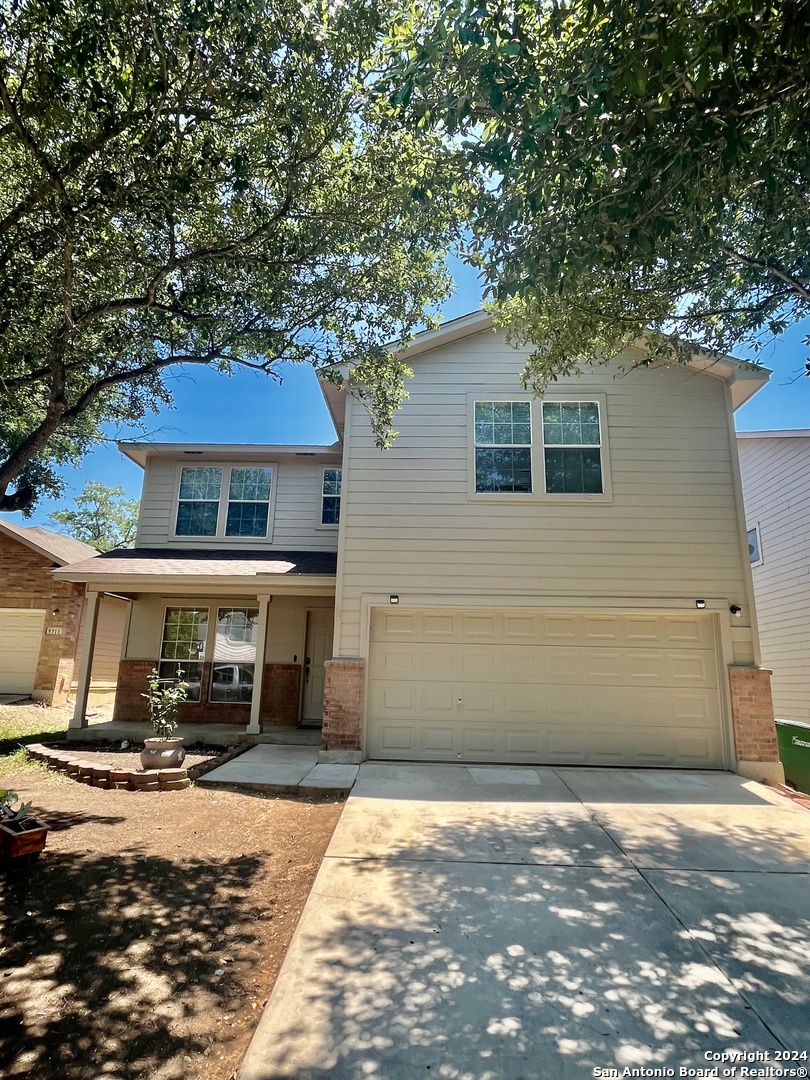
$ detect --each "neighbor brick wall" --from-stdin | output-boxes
[729,666,779,763]
[0,531,85,704]
[321,658,364,752]
[113,659,302,727]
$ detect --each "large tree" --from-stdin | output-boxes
[48,479,139,550]
[386,0,810,386]
[0,0,462,513]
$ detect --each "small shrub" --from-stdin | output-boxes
[141,669,189,740]
[0,788,32,821]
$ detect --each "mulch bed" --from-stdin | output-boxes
[42,745,218,773]
[0,764,344,1080]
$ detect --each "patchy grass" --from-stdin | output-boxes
[0,765,344,1080]
[0,702,72,755]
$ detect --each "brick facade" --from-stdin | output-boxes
[321,658,364,752]
[261,664,302,726]
[113,659,302,727]
[728,666,779,764]
[0,531,85,705]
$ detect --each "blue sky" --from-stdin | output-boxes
[7,254,810,528]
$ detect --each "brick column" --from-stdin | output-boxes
[320,658,364,763]
[728,666,784,784]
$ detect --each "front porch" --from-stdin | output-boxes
[54,547,339,742]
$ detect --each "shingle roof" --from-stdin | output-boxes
[56,547,337,578]
[0,519,99,565]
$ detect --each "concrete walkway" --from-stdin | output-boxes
[239,764,810,1080]
[198,744,359,794]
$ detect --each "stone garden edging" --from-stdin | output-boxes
[24,743,229,791]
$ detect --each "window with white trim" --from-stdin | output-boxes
[176,467,222,537]
[474,401,532,493]
[321,468,342,524]
[159,607,208,702]
[226,468,273,537]
[541,401,603,494]
[210,607,259,703]
[748,525,763,566]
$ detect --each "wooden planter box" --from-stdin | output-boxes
[0,817,50,864]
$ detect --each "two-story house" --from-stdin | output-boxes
[55,312,783,783]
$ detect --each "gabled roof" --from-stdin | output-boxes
[0,518,99,565]
[393,309,770,411]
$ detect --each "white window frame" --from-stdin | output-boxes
[209,605,260,705]
[318,467,342,528]
[747,522,763,567]
[540,397,607,499]
[171,462,278,543]
[466,392,612,503]
[158,605,210,703]
[472,399,533,495]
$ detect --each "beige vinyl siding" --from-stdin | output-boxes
[72,595,129,690]
[738,436,810,721]
[335,330,753,659]
[135,455,341,550]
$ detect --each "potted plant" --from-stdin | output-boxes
[0,789,50,864]
[140,668,189,770]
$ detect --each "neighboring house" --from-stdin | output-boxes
[0,520,128,705]
[55,312,782,782]
[737,430,810,723]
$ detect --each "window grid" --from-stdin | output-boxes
[474,401,532,494]
[159,607,208,702]
[176,467,222,537]
[321,468,342,525]
[541,401,604,495]
[226,467,272,538]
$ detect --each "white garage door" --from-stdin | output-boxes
[0,609,46,695]
[367,609,725,768]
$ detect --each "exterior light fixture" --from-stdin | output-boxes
[730,605,742,617]
[695,600,706,610]
[389,595,399,605]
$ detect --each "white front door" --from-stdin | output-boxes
[0,609,46,695]
[302,609,334,723]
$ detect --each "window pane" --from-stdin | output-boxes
[179,467,221,501]
[322,496,340,524]
[543,401,600,446]
[226,501,269,537]
[475,402,531,446]
[475,447,532,493]
[544,448,603,494]
[748,528,761,564]
[161,607,208,662]
[229,467,272,502]
[323,468,342,493]
[210,663,255,703]
[176,501,218,536]
[157,661,203,702]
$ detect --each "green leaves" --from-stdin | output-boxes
[383,0,810,384]
[0,0,464,511]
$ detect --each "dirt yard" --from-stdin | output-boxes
[0,759,344,1080]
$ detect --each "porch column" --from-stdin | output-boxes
[70,590,100,730]
[247,595,271,734]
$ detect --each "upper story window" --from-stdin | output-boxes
[226,468,273,537]
[176,467,222,537]
[748,525,763,566]
[474,401,532,493]
[541,401,603,494]
[321,468,342,524]
[174,464,274,539]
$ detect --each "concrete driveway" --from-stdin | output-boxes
[239,764,810,1080]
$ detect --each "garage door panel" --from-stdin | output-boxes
[372,609,717,651]
[367,608,725,768]
[0,609,46,695]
